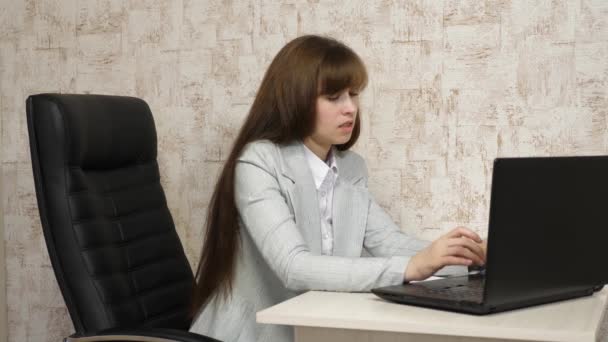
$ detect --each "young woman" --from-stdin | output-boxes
[189,35,486,342]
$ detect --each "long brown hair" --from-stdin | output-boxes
[191,35,368,313]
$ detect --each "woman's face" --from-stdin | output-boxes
[307,88,359,151]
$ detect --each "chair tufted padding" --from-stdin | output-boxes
[27,94,196,335]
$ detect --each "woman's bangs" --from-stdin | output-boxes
[318,47,368,95]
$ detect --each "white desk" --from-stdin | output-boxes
[257,288,607,342]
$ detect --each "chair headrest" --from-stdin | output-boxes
[30,94,157,170]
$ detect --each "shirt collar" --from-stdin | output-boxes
[303,144,339,189]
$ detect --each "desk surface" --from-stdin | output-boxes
[257,288,607,342]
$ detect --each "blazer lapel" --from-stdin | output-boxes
[279,142,323,255]
[332,151,369,257]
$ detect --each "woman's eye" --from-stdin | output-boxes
[325,90,358,101]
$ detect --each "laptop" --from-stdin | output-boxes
[372,156,608,314]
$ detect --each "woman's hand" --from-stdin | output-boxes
[404,227,486,282]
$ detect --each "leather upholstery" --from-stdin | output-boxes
[26,94,205,337]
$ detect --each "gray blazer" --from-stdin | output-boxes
[190,140,464,342]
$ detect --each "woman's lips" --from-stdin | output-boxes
[339,122,353,132]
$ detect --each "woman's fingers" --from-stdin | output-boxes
[444,245,485,266]
[448,237,486,263]
[441,256,473,267]
[428,227,486,270]
[447,226,482,243]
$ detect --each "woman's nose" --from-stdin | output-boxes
[342,96,357,114]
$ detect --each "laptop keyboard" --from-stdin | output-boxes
[407,276,485,303]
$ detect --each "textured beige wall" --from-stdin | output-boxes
[1,158,6,342]
[1,0,607,341]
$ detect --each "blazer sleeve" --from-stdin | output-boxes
[234,157,411,292]
[361,170,469,277]
[363,196,430,257]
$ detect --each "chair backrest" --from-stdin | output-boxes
[26,94,195,334]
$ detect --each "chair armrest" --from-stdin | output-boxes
[65,328,221,342]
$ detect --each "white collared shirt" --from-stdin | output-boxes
[303,144,338,256]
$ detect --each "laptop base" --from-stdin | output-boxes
[372,275,598,315]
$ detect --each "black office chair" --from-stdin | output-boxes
[26,94,219,342]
